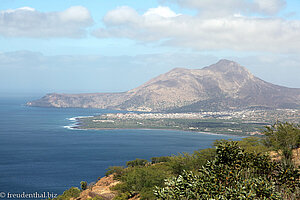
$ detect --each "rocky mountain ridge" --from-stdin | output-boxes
[27,59,300,112]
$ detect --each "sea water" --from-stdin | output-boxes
[0,96,240,197]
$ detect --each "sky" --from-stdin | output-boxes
[0,0,300,95]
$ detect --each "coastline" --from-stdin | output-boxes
[66,117,248,137]
[64,115,262,137]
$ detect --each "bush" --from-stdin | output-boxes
[236,136,270,154]
[151,156,171,164]
[54,187,81,200]
[105,166,125,180]
[87,196,104,200]
[80,181,87,190]
[112,164,170,200]
[126,158,148,167]
[263,122,300,166]
[154,141,286,199]
[167,148,215,175]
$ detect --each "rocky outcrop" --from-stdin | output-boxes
[74,174,119,200]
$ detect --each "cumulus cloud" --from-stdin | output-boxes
[253,0,286,15]
[93,5,300,53]
[0,6,93,38]
[171,0,286,16]
[143,6,181,18]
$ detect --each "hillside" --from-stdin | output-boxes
[27,59,300,112]
[56,137,300,200]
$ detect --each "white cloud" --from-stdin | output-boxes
[93,5,300,53]
[143,6,181,18]
[103,6,140,26]
[171,0,286,16]
[253,0,286,15]
[0,6,93,38]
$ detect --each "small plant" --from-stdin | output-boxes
[80,181,87,190]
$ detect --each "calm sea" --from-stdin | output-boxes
[0,96,240,198]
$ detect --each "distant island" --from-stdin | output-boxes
[27,59,300,112]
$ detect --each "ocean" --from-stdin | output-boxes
[0,96,240,198]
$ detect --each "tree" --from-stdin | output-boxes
[263,122,300,166]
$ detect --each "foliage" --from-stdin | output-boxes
[105,166,125,180]
[87,196,104,200]
[113,191,132,200]
[111,164,171,200]
[107,129,300,200]
[151,156,171,164]
[126,158,148,167]
[53,187,81,200]
[155,141,300,200]
[236,136,270,154]
[110,137,268,199]
[263,122,300,166]
[80,181,87,190]
[167,148,216,176]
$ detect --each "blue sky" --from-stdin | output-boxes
[0,0,300,95]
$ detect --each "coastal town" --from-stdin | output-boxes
[75,109,300,135]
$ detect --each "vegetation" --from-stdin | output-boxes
[79,117,268,135]
[263,122,300,166]
[126,158,148,167]
[55,122,300,200]
[105,166,125,179]
[151,156,171,164]
[108,136,276,199]
[53,187,81,200]
[111,164,171,199]
[80,181,88,190]
[87,197,104,200]
[155,141,299,199]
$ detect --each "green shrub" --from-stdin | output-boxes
[263,122,300,166]
[154,141,284,199]
[54,187,81,200]
[236,136,270,154]
[126,158,148,167]
[167,148,215,175]
[151,156,171,164]
[112,191,132,200]
[80,181,87,190]
[87,196,104,200]
[105,166,125,180]
[112,164,170,199]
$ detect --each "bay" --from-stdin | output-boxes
[0,96,240,196]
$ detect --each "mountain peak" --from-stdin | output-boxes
[217,59,236,65]
[204,59,252,76]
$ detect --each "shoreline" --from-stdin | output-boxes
[69,125,248,137]
[65,115,262,137]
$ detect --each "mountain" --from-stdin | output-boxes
[27,59,300,112]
